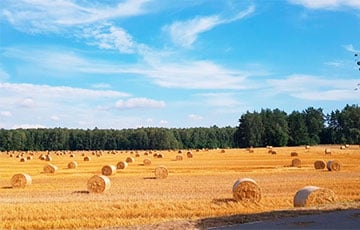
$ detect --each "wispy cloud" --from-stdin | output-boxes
[115,97,165,109]
[343,44,360,53]
[268,74,360,101]
[0,111,12,117]
[163,5,255,48]
[288,0,360,10]
[1,0,152,33]
[188,114,203,121]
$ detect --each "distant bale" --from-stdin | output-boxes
[84,156,91,161]
[186,151,193,158]
[20,157,27,162]
[11,173,32,188]
[220,149,226,153]
[293,186,336,207]
[269,150,277,155]
[232,178,261,203]
[43,163,58,173]
[26,156,33,160]
[327,160,341,171]
[153,153,158,158]
[176,154,183,161]
[154,166,168,179]
[143,158,152,166]
[305,145,310,150]
[87,175,111,193]
[157,153,164,158]
[345,144,349,148]
[290,152,298,157]
[70,154,75,158]
[314,160,326,170]
[126,157,135,163]
[101,165,116,176]
[291,158,301,167]
[325,148,331,155]
[340,145,346,150]
[45,155,52,161]
[39,154,46,160]
[68,161,78,169]
[116,161,128,169]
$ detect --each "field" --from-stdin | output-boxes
[1,146,360,229]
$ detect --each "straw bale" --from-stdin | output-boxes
[327,160,341,171]
[290,152,298,157]
[176,154,183,161]
[325,148,331,155]
[291,158,301,167]
[68,161,78,169]
[87,175,111,193]
[84,156,91,161]
[293,186,336,207]
[154,166,168,179]
[126,157,135,163]
[11,173,32,188]
[143,158,152,166]
[187,151,193,158]
[101,165,116,176]
[43,163,58,173]
[116,161,128,169]
[314,160,326,170]
[232,178,261,203]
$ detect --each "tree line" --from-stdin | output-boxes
[0,104,358,151]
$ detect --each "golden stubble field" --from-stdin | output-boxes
[0,146,360,229]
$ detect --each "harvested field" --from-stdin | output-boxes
[0,146,360,229]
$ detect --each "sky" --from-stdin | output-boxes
[0,0,360,130]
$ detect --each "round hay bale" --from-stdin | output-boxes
[45,155,52,161]
[154,166,168,179]
[143,158,152,166]
[101,165,116,176]
[220,149,226,153]
[68,161,78,169]
[126,157,135,163]
[293,186,336,207]
[116,161,128,169]
[232,178,261,203]
[305,145,310,149]
[157,153,164,158]
[20,157,27,162]
[10,173,32,188]
[27,156,33,160]
[290,152,298,157]
[39,154,46,160]
[186,152,193,158]
[291,158,301,167]
[176,154,183,161]
[314,160,326,170]
[43,164,58,173]
[84,156,91,161]
[327,160,341,171]
[70,154,75,158]
[153,153,158,158]
[135,153,141,157]
[87,175,111,193]
[325,148,331,155]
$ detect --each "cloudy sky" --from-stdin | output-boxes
[0,0,359,129]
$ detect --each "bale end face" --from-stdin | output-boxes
[11,173,32,188]
[116,161,128,169]
[291,158,301,167]
[87,175,111,193]
[43,164,58,173]
[101,165,116,176]
[232,178,261,203]
[68,161,78,169]
[154,166,168,179]
[314,160,326,170]
[327,160,341,171]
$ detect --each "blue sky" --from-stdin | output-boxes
[0,0,359,129]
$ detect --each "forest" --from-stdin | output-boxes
[0,104,359,151]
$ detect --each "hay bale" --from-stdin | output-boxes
[43,163,58,173]
[305,145,310,149]
[26,156,33,160]
[45,155,52,161]
[143,158,152,166]
[39,154,46,160]
[68,161,78,169]
[10,173,32,188]
[84,156,91,161]
[340,145,346,150]
[101,165,116,176]
[135,153,141,157]
[70,154,75,158]
[186,151,193,158]
[293,186,336,207]
[220,149,226,153]
[87,175,111,193]
[20,157,27,162]
[314,160,326,170]
[116,161,128,169]
[157,153,164,158]
[126,157,135,163]
[290,152,298,157]
[325,148,331,155]
[291,158,301,167]
[327,160,341,171]
[176,154,183,161]
[154,166,168,179]
[232,178,261,203]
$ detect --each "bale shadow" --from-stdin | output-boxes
[143,176,157,180]
[212,198,237,205]
[1,186,13,189]
[72,190,90,194]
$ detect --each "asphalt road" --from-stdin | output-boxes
[214,209,360,229]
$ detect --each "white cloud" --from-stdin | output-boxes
[288,0,360,10]
[268,74,360,101]
[343,44,360,53]
[20,98,36,108]
[0,69,10,82]
[50,115,60,121]
[163,5,255,48]
[1,0,152,33]
[115,97,165,109]
[0,111,12,117]
[12,124,46,129]
[197,93,242,107]
[91,83,112,89]
[188,114,203,121]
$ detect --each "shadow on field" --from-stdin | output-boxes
[143,177,157,180]
[72,190,90,194]
[194,208,360,229]
[1,186,13,189]
[212,198,237,205]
